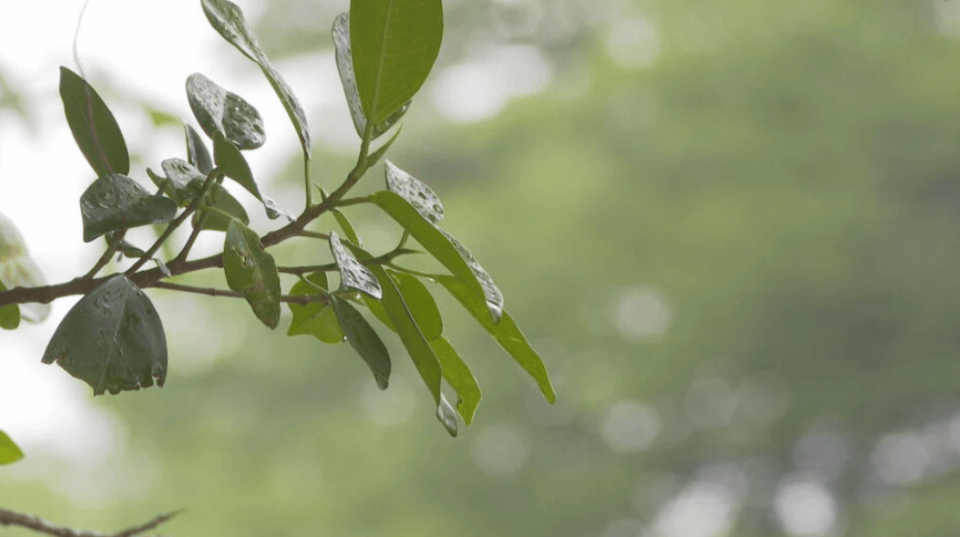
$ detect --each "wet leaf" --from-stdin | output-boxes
[154,259,172,278]
[213,131,285,220]
[366,127,403,167]
[147,159,207,206]
[330,232,381,299]
[263,196,295,222]
[436,275,556,404]
[437,393,459,437]
[186,73,265,150]
[332,295,390,389]
[59,67,129,177]
[194,185,249,231]
[0,430,24,465]
[385,160,444,223]
[438,228,503,324]
[370,191,502,322]
[184,123,214,173]
[41,275,167,395]
[430,336,481,425]
[80,174,178,242]
[0,212,50,322]
[201,0,311,157]
[111,234,146,259]
[332,209,361,247]
[287,272,344,344]
[391,271,441,340]
[350,0,443,126]
[332,12,410,139]
[0,281,20,330]
[224,220,281,329]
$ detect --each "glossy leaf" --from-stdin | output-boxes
[201,0,311,157]
[184,123,214,173]
[263,196,295,222]
[438,228,504,324]
[332,295,390,389]
[213,131,286,221]
[385,160,444,223]
[0,430,24,465]
[186,73,265,150]
[437,393,459,437]
[436,275,556,404]
[80,174,178,242]
[287,273,344,344]
[330,232,382,299]
[350,0,443,125]
[112,234,146,259]
[366,127,403,168]
[195,185,249,231]
[332,209,362,247]
[370,191,502,322]
[146,159,207,206]
[59,67,129,177]
[332,12,410,139]
[0,280,20,330]
[41,276,167,395]
[391,271,442,340]
[430,336,481,424]
[224,220,281,329]
[0,212,50,322]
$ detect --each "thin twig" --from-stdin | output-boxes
[0,506,181,537]
[84,231,125,280]
[153,281,331,305]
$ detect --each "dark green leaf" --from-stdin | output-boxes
[186,73,265,150]
[437,393,459,437]
[330,232,382,299]
[80,174,178,243]
[385,160,444,223]
[0,280,20,330]
[224,220,281,328]
[0,430,24,465]
[59,67,129,177]
[391,271,442,340]
[201,0,311,157]
[184,123,214,173]
[146,159,207,206]
[332,295,391,389]
[41,275,167,395]
[194,185,249,231]
[0,211,50,322]
[436,275,556,404]
[350,0,443,126]
[332,209,362,247]
[370,191,502,322]
[213,131,287,221]
[430,336,481,424]
[110,234,146,259]
[332,12,410,139]
[287,273,344,344]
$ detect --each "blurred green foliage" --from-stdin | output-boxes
[6,0,960,535]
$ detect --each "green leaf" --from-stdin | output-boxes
[59,67,130,177]
[437,393,459,437]
[436,275,556,404]
[430,337,481,425]
[362,294,394,331]
[385,160,444,224]
[0,430,24,465]
[0,280,21,330]
[186,73,265,150]
[147,159,207,206]
[213,131,288,221]
[184,123,214,174]
[350,0,443,126]
[332,209,362,247]
[332,295,391,389]
[287,273,344,344]
[0,212,50,322]
[108,233,146,258]
[332,12,410,139]
[224,220,282,329]
[370,191,502,323]
[194,185,249,231]
[41,275,167,395]
[366,127,403,168]
[201,0,311,158]
[80,174,178,243]
[330,232,382,299]
[391,271,441,340]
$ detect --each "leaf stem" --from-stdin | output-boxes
[83,231,125,280]
[173,176,224,264]
[303,154,312,210]
[153,281,328,305]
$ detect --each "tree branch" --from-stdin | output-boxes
[152,281,331,305]
[0,507,181,537]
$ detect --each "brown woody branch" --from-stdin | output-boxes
[0,507,181,537]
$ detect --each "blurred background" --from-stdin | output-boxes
[3,0,960,535]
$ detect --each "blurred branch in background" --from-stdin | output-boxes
[0,507,180,537]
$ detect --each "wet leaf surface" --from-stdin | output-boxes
[59,67,129,177]
[80,174,178,243]
[224,220,281,329]
[330,232,382,299]
[186,73,265,150]
[332,295,391,389]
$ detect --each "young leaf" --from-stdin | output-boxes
[59,67,129,177]
[0,211,51,322]
[41,275,167,395]
[350,0,444,126]
[224,220,282,329]
[213,131,287,220]
[436,275,556,404]
[186,73,265,150]
[391,271,442,341]
[287,273,344,344]
[329,232,382,299]
[146,159,207,206]
[332,295,391,389]
[385,160,444,223]
[332,209,362,247]
[184,122,215,173]
[194,185,249,231]
[437,393,459,437]
[80,174,178,243]
[332,12,410,139]
[370,191,502,323]
[0,430,24,465]
[201,0,311,158]
[430,336,481,425]
[0,281,21,330]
